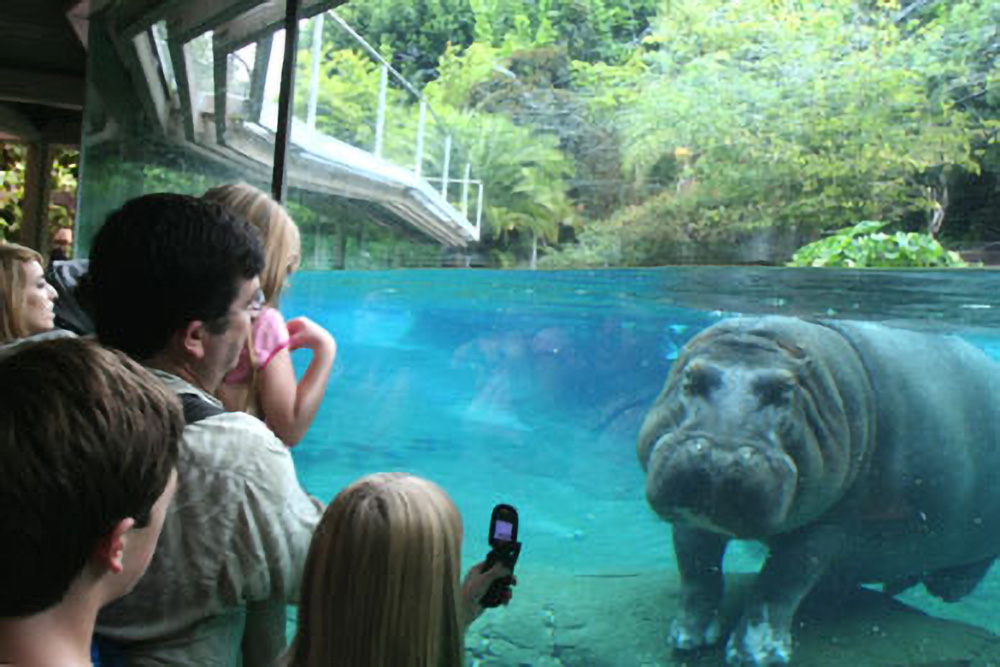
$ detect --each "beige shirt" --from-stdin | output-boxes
[96,371,323,666]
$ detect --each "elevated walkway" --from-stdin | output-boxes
[84,0,482,247]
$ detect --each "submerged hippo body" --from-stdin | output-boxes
[638,316,1000,666]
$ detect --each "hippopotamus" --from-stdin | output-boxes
[638,315,1000,666]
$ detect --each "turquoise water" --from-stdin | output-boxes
[282,267,1000,660]
[285,269,723,571]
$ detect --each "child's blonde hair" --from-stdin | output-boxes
[0,242,44,342]
[202,183,300,306]
[287,473,466,667]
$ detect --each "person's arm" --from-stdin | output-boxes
[256,315,336,447]
[460,560,515,629]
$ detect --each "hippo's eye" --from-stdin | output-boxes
[754,370,797,407]
[684,363,722,397]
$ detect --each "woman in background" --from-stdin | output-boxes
[286,473,514,667]
[0,242,70,352]
[203,183,336,447]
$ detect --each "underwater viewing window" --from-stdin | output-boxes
[75,0,1000,665]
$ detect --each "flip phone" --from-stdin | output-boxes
[480,503,521,608]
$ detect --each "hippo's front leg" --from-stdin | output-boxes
[672,525,728,651]
[726,523,846,666]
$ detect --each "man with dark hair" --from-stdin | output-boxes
[0,338,182,667]
[88,193,323,666]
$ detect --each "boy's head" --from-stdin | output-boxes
[0,338,183,617]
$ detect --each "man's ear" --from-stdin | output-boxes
[180,320,208,359]
[95,518,136,574]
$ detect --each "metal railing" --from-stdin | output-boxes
[299,9,484,238]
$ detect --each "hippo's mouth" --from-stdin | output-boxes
[645,434,798,539]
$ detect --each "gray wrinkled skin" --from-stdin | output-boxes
[638,316,1000,666]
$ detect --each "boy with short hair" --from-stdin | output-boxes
[0,338,182,667]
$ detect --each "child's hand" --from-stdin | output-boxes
[461,560,515,626]
[287,317,336,359]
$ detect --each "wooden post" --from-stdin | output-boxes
[334,221,346,269]
[20,142,53,253]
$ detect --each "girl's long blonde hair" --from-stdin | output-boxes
[0,242,43,342]
[202,183,300,306]
[288,473,465,667]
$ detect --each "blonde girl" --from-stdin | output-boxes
[0,242,60,344]
[286,473,514,667]
[203,184,336,446]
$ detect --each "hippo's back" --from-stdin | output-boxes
[828,321,1000,580]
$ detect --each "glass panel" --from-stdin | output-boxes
[277,2,1000,666]
[151,20,177,99]
[73,2,1000,666]
[226,42,257,121]
[277,0,1000,271]
[283,9,480,270]
[77,11,275,252]
[184,30,215,130]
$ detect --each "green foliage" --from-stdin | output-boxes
[0,145,78,243]
[0,144,26,239]
[470,0,659,62]
[294,47,398,149]
[425,42,498,108]
[788,220,969,268]
[418,42,577,260]
[297,0,999,268]
[328,0,478,83]
[542,0,992,266]
[629,0,977,226]
[328,0,659,86]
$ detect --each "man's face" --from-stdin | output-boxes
[201,277,260,392]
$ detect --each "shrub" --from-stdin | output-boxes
[788,221,969,268]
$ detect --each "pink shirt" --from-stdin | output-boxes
[224,307,291,386]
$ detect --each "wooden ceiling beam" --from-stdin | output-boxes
[0,104,40,142]
[167,0,263,46]
[214,0,345,53]
[0,68,84,110]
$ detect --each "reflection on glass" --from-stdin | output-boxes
[280,9,481,271]
[78,9,275,249]
[151,21,177,98]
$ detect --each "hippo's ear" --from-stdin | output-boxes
[754,369,798,407]
[683,361,722,398]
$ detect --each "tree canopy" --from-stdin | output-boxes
[301,0,999,267]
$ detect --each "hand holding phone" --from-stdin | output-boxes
[479,504,521,608]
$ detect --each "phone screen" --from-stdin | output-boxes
[493,519,514,542]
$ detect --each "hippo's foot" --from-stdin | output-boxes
[924,555,996,602]
[724,611,791,666]
[670,609,721,651]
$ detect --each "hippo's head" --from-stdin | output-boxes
[638,319,868,540]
